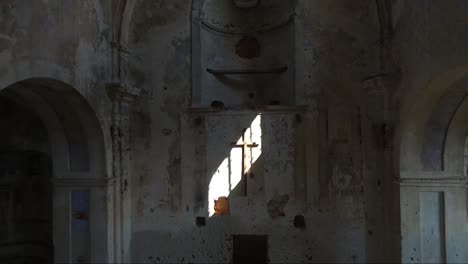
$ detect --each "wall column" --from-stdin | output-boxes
[400,174,468,263]
[106,83,140,263]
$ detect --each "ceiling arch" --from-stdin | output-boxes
[0,78,105,179]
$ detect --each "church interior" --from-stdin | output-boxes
[0,0,467,263]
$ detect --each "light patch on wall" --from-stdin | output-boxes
[208,114,262,216]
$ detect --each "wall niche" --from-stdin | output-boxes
[192,0,297,108]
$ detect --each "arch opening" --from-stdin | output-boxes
[398,70,468,263]
[0,78,107,263]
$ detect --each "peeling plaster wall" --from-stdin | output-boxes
[0,0,113,178]
[0,0,410,263]
[0,0,114,211]
[126,0,396,263]
[0,0,113,149]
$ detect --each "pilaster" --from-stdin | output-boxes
[106,82,140,263]
[399,174,468,263]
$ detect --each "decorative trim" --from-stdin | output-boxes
[200,14,295,35]
[53,178,107,187]
[398,177,467,187]
[233,0,259,9]
[188,105,308,114]
[399,170,464,179]
[206,66,288,75]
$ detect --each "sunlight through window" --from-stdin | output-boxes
[209,115,262,216]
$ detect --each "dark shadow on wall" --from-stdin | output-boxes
[0,95,53,264]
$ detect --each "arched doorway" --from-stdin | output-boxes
[398,69,468,263]
[0,78,108,263]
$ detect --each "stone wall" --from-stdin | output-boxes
[125,0,394,263]
[8,0,468,263]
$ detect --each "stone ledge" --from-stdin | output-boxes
[398,177,467,187]
[188,105,309,114]
[53,178,107,187]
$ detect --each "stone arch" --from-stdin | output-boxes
[0,78,108,263]
[0,78,105,178]
[398,66,468,173]
[420,76,468,171]
[444,94,468,174]
[397,67,468,263]
[110,0,137,81]
[120,0,137,47]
